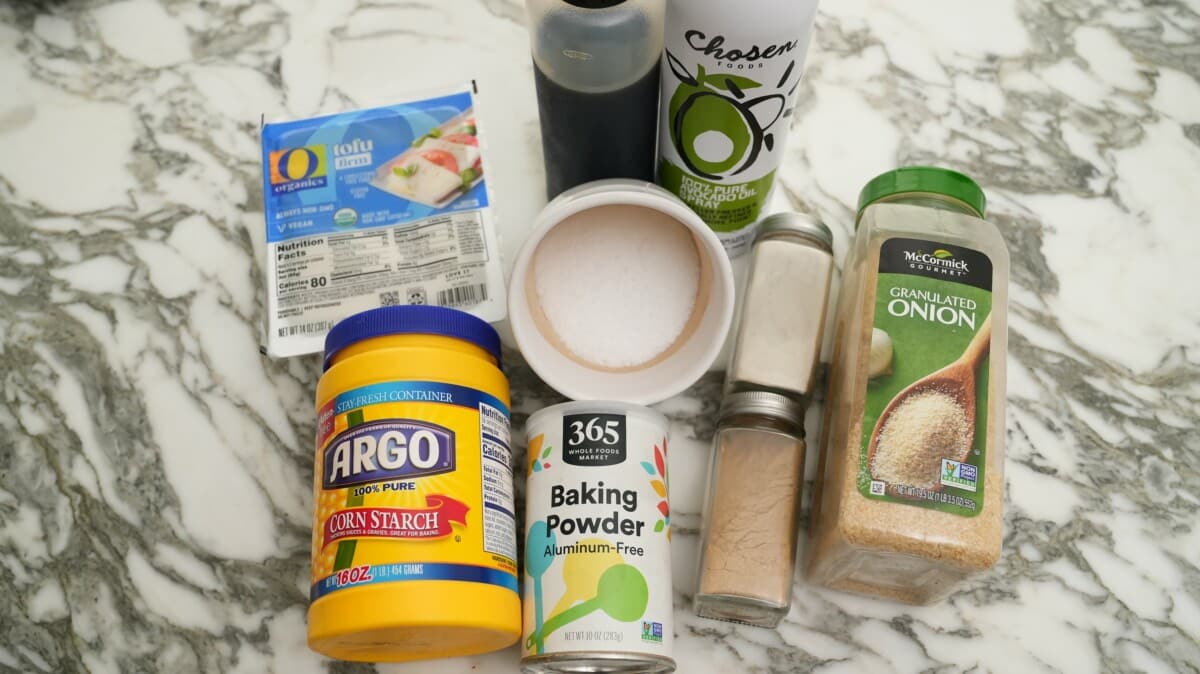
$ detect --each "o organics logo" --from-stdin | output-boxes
[664,50,793,181]
[269,145,328,195]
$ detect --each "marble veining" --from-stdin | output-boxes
[1,0,1198,672]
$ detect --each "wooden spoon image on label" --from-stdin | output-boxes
[866,313,992,490]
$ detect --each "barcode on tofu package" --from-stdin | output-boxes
[260,84,506,358]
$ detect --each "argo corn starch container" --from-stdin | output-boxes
[309,306,519,662]
[522,401,675,674]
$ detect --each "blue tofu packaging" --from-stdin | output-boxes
[260,84,506,357]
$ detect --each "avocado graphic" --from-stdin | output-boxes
[665,50,789,180]
[671,90,751,176]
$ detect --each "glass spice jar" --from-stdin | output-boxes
[694,391,806,627]
[726,213,834,397]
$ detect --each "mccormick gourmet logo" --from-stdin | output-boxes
[323,419,455,489]
[903,248,970,277]
[268,144,328,195]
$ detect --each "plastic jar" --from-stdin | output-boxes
[807,167,1009,604]
[309,306,520,661]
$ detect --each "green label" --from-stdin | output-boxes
[658,159,775,233]
[857,237,993,517]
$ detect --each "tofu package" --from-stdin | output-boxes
[260,84,506,358]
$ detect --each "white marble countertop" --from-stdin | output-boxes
[2,1,1199,672]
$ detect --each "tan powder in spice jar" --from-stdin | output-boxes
[698,428,805,604]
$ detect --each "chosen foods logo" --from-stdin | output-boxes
[664,50,791,181]
[682,30,799,66]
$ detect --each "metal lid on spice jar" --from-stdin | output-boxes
[856,166,986,219]
[757,212,833,252]
[719,391,805,428]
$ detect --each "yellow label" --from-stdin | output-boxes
[310,380,517,602]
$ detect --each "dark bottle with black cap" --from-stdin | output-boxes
[526,0,665,198]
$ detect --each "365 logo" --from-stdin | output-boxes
[269,145,328,195]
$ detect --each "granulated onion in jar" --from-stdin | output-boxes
[806,167,1009,604]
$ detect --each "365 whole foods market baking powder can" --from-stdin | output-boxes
[522,402,675,674]
[309,306,520,662]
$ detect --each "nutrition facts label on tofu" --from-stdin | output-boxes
[479,402,517,562]
[267,211,496,354]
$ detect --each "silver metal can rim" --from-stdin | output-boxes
[521,651,676,674]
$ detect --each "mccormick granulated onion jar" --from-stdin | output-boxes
[807,167,1010,604]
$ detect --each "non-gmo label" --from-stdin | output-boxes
[642,620,664,643]
[940,459,978,492]
[562,414,626,467]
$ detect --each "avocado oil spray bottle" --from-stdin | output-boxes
[657,0,819,257]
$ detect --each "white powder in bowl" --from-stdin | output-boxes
[533,204,700,368]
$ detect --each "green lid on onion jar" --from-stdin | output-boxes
[857,166,987,220]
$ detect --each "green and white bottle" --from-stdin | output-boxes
[657,0,819,257]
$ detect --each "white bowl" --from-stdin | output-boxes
[509,179,735,405]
